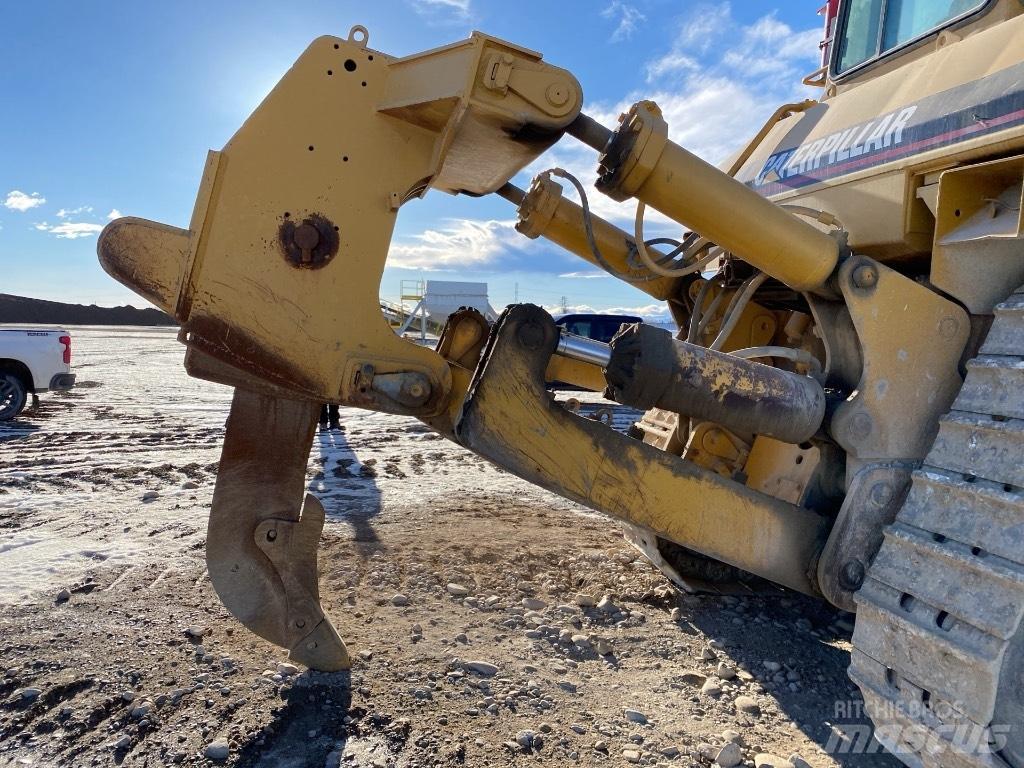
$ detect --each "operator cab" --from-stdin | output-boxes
[825,0,1011,84]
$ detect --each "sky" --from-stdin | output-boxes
[0,0,824,320]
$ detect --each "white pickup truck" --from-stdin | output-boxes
[0,328,76,420]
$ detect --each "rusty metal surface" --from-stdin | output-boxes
[605,323,826,445]
[816,463,913,612]
[207,388,350,671]
[183,314,325,401]
[456,304,830,596]
[97,217,191,314]
[278,213,340,269]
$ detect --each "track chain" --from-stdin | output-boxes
[851,288,1024,768]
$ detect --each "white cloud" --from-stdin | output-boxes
[388,218,517,269]
[602,2,646,42]
[106,208,123,220]
[4,190,46,212]
[409,0,470,20]
[537,5,821,196]
[646,5,819,87]
[674,2,733,52]
[559,271,611,279]
[645,52,699,83]
[56,205,93,219]
[721,15,822,76]
[544,302,673,322]
[414,0,468,8]
[33,221,104,239]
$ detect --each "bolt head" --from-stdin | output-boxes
[851,264,878,289]
[840,559,866,590]
[870,482,894,506]
[545,83,569,107]
[516,321,546,351]
[938,316,960,339]
[293,223,320,250]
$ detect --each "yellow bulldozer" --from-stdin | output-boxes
[98,1,1024,765]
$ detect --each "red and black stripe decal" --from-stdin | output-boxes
[745,61,1024,196]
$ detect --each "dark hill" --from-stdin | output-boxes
[0,294,176,326]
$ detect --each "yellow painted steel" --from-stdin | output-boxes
[458,306,830,596]
[831,258,970,461]
[732,6,1024,260]
[99,28,583,415]
[515,174,677,300]
[598,101,840,293]
[544,355,606,391]
[98,8,1024,622]
[931,154,1024,313]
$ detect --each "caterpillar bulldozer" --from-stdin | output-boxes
[97,1,1024,765]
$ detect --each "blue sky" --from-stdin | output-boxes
[0,0,823,318]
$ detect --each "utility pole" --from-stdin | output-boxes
[560,295,568,313]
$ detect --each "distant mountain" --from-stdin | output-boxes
[0,294,176,326]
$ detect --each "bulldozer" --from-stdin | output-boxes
[97,1,1024,765]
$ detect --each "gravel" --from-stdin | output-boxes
[463,660,499,676]
[0,365,895,768]
[204,738,231,761]
[735,695,762,716]
[715,741,744,767]
[755,753,796,768]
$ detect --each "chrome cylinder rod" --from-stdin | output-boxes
[555,330,612,367]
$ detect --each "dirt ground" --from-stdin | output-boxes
[0,328,900,768]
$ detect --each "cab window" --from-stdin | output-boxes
[835,0,987,74]
[564,320,592,338]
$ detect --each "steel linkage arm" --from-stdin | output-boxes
[456,304,831,596]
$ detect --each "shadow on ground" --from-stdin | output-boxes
[236,671,354,768]
[313,426,383,558]
[683,590,903,767]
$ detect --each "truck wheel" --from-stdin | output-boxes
[0,373,27,421]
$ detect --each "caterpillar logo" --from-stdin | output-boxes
[755,105,918,185]
[744,61,1024,194]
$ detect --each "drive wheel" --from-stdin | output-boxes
[0,373,27,421]
[850,286,1024,768]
